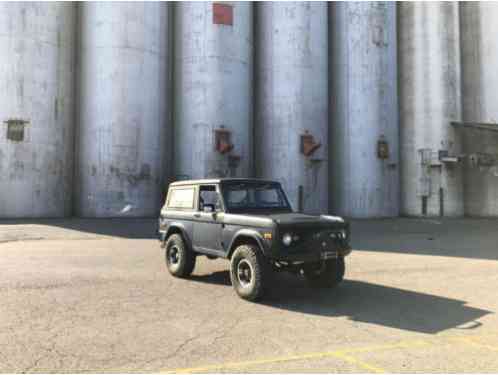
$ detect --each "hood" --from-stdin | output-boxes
[223,211,347,229]
[266,213,346,226]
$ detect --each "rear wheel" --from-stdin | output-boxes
[230,244,268,301]
[164,233,196,278]
[303,257,345,288]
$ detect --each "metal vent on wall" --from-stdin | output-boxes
[4,119,29,142]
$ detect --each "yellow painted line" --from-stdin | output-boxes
[166,350,385,374]
[166,351,341,374]
[161,341,427,373]
[161,332,497,374]
[332,351,386,373]
[164,339,434,373]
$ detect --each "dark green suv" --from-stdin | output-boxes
[158,178,352,301]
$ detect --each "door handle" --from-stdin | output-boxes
[194,213,201,218]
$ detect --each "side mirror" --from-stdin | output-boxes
[203,204,214,213]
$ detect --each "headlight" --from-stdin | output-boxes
[330,230,347,239]
[282,233,293,246]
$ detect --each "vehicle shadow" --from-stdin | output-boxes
[190,270,232,286]
[190,270,490,334]
[351,218,498,261]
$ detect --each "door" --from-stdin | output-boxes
[193,185,224,253]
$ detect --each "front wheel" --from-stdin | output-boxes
[230,244,268,301]
[303,257,345,288]
[164,233,196,278]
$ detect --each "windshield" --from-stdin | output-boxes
[222,182,291,212]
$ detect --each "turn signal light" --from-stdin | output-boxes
[263,232,272,240]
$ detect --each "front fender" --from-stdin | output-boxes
[227,229,270,257]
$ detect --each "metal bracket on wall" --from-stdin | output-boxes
[419,148,460,167]
[4,118,30,142]
[419,148,433,166]
[438,150,460,164]
[214,127,234,154]
[377,136,390,159]
[227,155,241,178]
[228,154,241,169]
[300,131,321,157]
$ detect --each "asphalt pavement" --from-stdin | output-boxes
[0,218,497,373]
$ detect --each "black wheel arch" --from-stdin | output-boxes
[227,230,268,259]
[165,223,193,251]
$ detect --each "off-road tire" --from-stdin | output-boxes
[164,233,196,278]
[303,257,345,288]
[230,244,268,301]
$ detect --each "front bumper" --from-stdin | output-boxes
[270,245,352,263]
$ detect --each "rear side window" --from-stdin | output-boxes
[167,187,195,209]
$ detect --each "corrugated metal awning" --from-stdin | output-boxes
[451,121,498,132]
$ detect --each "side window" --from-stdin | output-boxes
[167,187,195,209]
[199,185,221,211]
[226,189,248,207]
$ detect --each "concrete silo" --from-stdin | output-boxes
[398,2,463,217]
[0,3,75,218]
[75,2,171,217]
[173,2,253,180]
[255,2,328,213]
[460,3,498,216]
[329,2,399,218]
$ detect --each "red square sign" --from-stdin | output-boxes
[213,3,233,26]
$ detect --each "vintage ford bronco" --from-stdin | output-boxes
[158,178,352,301]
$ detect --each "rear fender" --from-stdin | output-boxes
[165,222,193,250]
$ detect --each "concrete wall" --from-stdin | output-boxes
[255,2,328,213]
[398,2,463,217]
[173,2,253,180]
[330,2,399,218]
[7,3,498,218]
[460,3,498,217]
[75,3,171,217]
[0,3,76,218]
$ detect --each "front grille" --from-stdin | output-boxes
[286,229,347,253]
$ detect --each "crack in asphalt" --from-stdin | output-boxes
[211,319,239,344]
[139,312,219,370]
[0,348,11,368]
[0,278,237,373]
